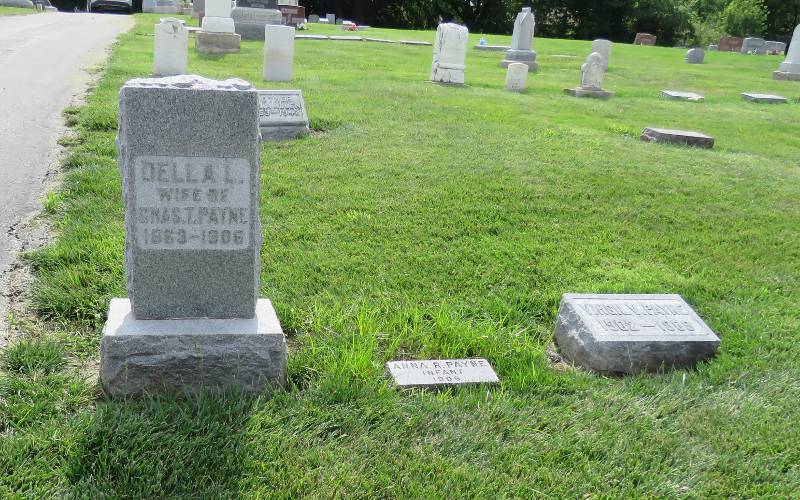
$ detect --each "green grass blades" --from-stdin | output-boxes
[2,13,800,497]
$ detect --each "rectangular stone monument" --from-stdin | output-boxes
[501,7,538,72]
[660,90,704,102]
[741,37,766,55]
[386,359,499,388]
[764,41,786,54]
[430,23,469,85]
[198,0,241,54]
[308,14,319,23]
[279,4,305,26]
[554,294,720,374]
[257,90,309,141]
[101,75,286,395]
[634,33,656,45]
[153,18,188,77]
[774,25,800,80]
[237,0,275,8]
[263,25,295,81]
[326,13,335,24]
[718,36,743,52]
[233,7,282,40]
[741,92,788,104]
[640,127,714,148]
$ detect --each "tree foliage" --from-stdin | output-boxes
[722,0,767,37]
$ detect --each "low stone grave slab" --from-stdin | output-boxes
[257,90,309,141]
[555,294,720,374]
[386,359,499,388]
[661,90,704,102]
[296,34,328,40]
[564,88,613,99]
[401,40,432,46]
[641,127,714,148]
[773,71,800,81]
[364,37,399,44]
[196,32,241,54]
[741,92,788,104]
[329,35,363,41]
[474,44,509,51]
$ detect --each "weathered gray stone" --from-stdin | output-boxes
[386,359,499,388]
[153,18,188,77]
[401,40,431,46]
[564,88,613,99]
[326,13,334,24]
[741,37,766,55]
[554,294,720,374]
[257,90,309,140]
[308,14,319,22]
[565,52,612,99]
[101,298,286,395]
[196,31,241,54]
[117,75,260,319]
[641,127,714,148]
[329,35,363,41]
[500,7,538,72]
[591,39,612,69]
[764,40,786,54]
[741,92,788,104]
[505,62,528,92]
[685,48,704,64]
[365,37,399,44]
[430,23,468,84]
[474,44,509,51]
[661,90,704,102]
[708,44,718,51]
[232,6,282,40]
[296,34,328,40]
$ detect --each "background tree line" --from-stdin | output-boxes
[304,0,800,46]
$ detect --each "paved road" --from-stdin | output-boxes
[0,12,133,330]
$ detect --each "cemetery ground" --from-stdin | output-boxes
[0,6,37,15]
[2,13,800,497]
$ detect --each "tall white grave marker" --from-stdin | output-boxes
[263,25,295,81]
[501,7,538,72]
[153,18,188,77]
[430,23,469,85]
[774,25,800,81]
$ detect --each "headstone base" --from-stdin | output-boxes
[773,71,800,81]
[196,31,241,54]
[474,45,509,51]
[500,49,538,72]
[100,298,286,396]
[640,127,714,149]
[564,88,613,99]
[661,90,704,102]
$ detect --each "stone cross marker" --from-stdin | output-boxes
[101,75,286,396]
[430,23,469,85]
[564,52,613,99]
[774,24,800,81]
[501,7,538,72]
[555,294,720,374]
[153,18,188,77]
[257,90,309,140]
[591,38,612,69]
[505,62,528,92]
[386,359,499,388]
[263,25,295,82]
[685,48,704,64]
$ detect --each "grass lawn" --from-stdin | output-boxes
[2,13,800,497]
[0,6,38,15]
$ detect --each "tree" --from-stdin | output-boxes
[722,0,767,37]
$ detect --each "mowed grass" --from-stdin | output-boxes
[2,13,800,497]
[0,6,38,15]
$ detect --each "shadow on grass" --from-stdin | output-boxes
[66,390,265,497]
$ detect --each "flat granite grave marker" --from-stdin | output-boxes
[661,90,704,102]
[741,92,788,104]
[774,25,800,81]
[430,23,469,84]
[257,90,309,140]
[641,127,714,148]
[101,75,286,395]
[555,294,720,374]
[386,359,499,388]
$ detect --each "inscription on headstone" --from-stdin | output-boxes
[555,294,720,374]
[386,359,499,388]
[257,90,309,140]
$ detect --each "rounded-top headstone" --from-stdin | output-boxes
[591,39,612,69]
[153,18,189,77]
[685,47,704,64]
[580,52,605,90]
[505,62,529,92]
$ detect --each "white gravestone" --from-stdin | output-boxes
[430,23,469,85]
[202,0,235,33]
[326,13,335,24]
[500,7,538,72]
[564,52,613,99]
[263,25,295,81]
[774,25,800,81]
[257,90,309,141]
[153,18,188,77]
[555,294,720,374]
[591,38,612,69]
[386,359,499,388]
[505,62,528,92]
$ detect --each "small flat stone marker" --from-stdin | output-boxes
[329,35,363,41]
[386,359,499,388]
[365,37,399,44]
[641,127,714,148]
[401,40,432,46]
[555,294,720,374]
[257,89,309,141]
[661,90,704,102]
[741,92,788,104]
[296,34,328,40]
[474,44,509,51]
